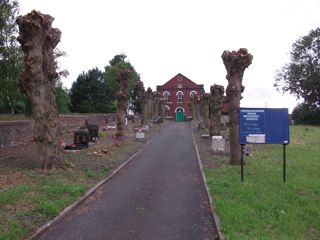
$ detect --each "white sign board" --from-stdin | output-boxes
[246,134,266,143]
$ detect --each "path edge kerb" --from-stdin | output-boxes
[29,133,158,240]
[192,133,225,240]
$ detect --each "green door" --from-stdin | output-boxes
[176,112,184,122]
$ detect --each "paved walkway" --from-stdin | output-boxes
[37,122,217,240]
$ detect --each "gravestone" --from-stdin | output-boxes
[136,130,145,141]
[211,136,225,152]
[87,124,99,142]
[244,144,253,156]
[74,130,89,148]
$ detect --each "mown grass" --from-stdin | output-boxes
[0,171,89,240]
[204,125,320,240]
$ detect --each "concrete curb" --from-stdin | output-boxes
[29,133,157,240]
[192,132,225,240]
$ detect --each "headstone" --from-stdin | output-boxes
[74,130,89,148]
[87,124,99,142]
[211,136,225,152]
[244,144,253,156]
[136,131,145,141]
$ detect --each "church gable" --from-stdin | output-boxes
[159,73,202,90]
[156,73,204,121]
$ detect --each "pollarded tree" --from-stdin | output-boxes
[222,48,253,165]
[132,79,145,115]
[70,68,109,113]
[275,28,320,110]
[104,54,141,111]
[17,10,61,170]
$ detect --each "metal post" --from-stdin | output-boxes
[283,144,286,183]
[241,144,244,182]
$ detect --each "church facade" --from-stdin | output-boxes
[156,73,204,121]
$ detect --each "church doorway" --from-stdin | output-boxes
[175,107,185,122]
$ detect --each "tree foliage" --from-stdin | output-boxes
[54,49,71,113]
[292,102,320,125]
[0,0,24,114]
[275,28,320,108]
[70,68,109,113]
[104,54,141,110]
[56,87,71,113]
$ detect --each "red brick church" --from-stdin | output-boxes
[156,73,204,121]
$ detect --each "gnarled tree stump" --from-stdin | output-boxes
[145,87,153,122]
[199,93,210,130]
[134,80,145,126]
[222,48,253,165]
[115,70,130,137]
[210,84,224,136]
[17,11,61,170]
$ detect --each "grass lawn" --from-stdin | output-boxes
[203,125,320,240]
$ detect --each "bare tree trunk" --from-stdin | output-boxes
[222,48,253,165]
[6,93,14,115]
[189,95,198,121]
[17,11,61,170]
[159,99,165,119]
[115,92,127,137]
[210,84,224,136]
[145,88,153,122]
[153,92,160,119]
[199,93,210,129]
[134,80,145,127]
[115,70,130,137]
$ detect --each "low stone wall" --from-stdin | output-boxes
[0,114,116,149]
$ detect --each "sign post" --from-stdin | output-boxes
[241,144,244,182]
[239,108,290,182]
[283,142,288,183]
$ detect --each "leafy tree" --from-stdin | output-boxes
[275,28,320,109]
[70,68,109,113]
[104,54,141,110]
[54,49,71,113]
[0,0,24,114]
[292,103,320,125]
[56,87,71,113]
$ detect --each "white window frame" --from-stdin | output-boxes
[190,90,197,97]
[163,91,170,103]
[176,91,184,103]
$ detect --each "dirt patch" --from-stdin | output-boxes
[0,122,162,172]
[193,127,230,169]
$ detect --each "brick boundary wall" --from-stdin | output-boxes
[0,114,116,149]
[0,120,34,148]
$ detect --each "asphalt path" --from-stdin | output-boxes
[37,122,217,240]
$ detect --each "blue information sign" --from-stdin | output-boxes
[239,108,290,144]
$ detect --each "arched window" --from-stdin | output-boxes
[163,91,170,103]
[164,105,170,117]
[176,91,183,103]
[190,90,197,98]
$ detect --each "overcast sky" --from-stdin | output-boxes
[19,0,320,113]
